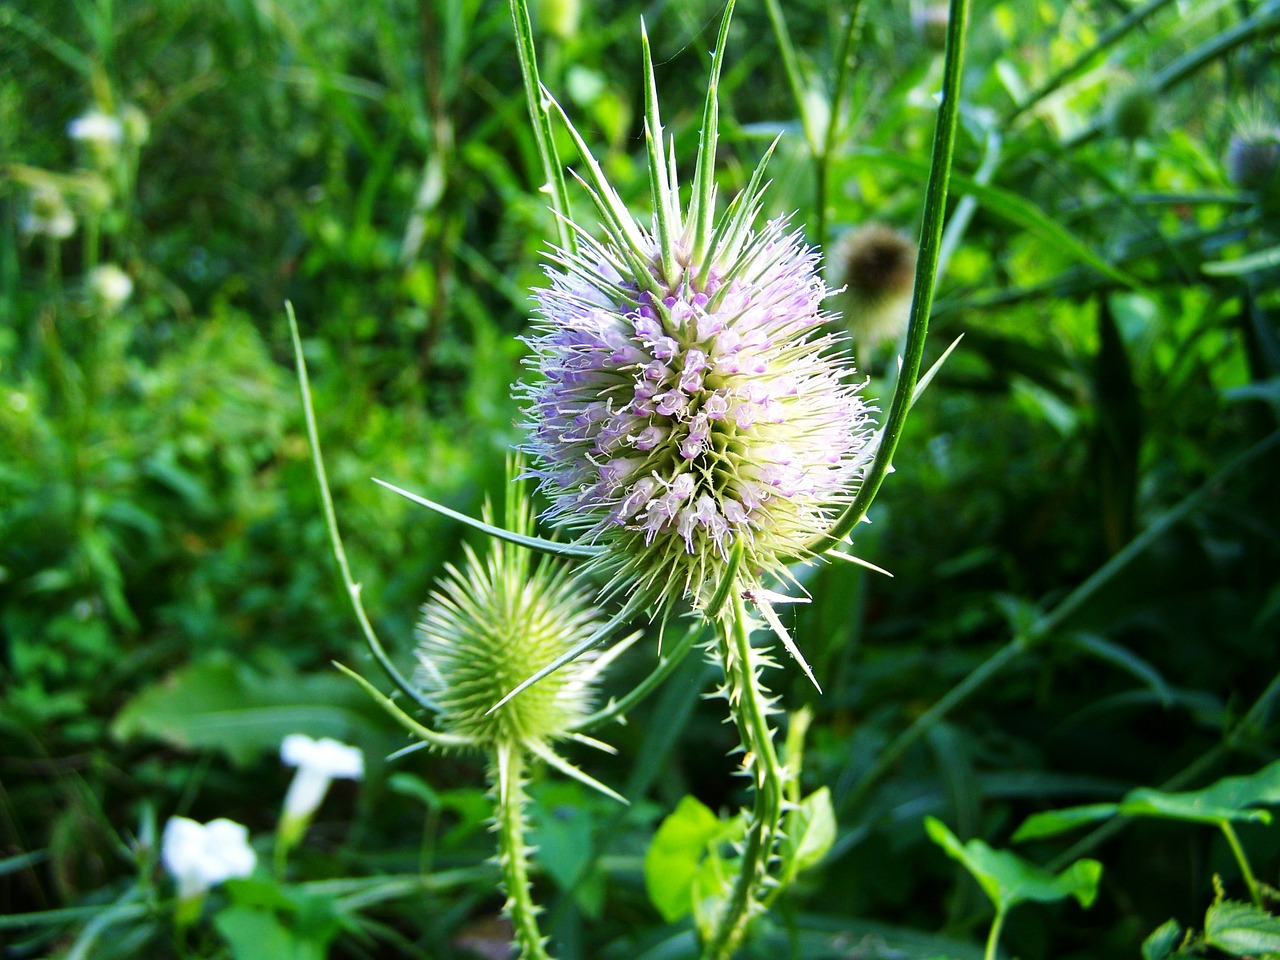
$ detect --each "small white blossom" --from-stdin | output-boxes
[280,734,363,827]
[88,264,133,312]
[67,108,124,146]
[161,816,256,901]
[21,185,75,239]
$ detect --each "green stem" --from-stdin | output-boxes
[1060,5,1280,152]
[703,593,785,960]
[1221,821,1263,907]
[1003,0,1179,125]
[494,742,552,960]
[508,0,574,254]
[287,304,435,713]
[807,0,971,555]
[984,907,1007,960]
[570,621,702,733]
[842,637,1024,815]
[815,0,868,251]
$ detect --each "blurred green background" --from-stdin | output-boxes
[2,0,1279,957]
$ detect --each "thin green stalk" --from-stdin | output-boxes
[508,0,574,254]
[984,907,1007,960]
[814,0,868,250]
[808,0,971,555]
[840,429,1280,816]
[704,593,784,960]
[494,742,552,960]
[1220,821,1263,907]
[1003,0,1179,125]
[287,303,435,713]
[570,622,702,733]
[841,637,1025,815]
[1061,5,1280,151]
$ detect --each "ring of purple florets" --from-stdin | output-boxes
[522,219,869,602]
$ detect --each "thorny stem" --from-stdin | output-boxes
[704,592,784,960]
[494,742,552,960]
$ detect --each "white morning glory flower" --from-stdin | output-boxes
[161,816,256,901]
[279,734,363,833]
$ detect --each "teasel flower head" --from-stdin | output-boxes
[1227,119,1280,194]
[517,12,872,686]
[414,465,631,798]
[829,222,918,347]
[1108,80,1157,143]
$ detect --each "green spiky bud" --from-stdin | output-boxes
[414,485,608,752]
[1109,83,1156,142]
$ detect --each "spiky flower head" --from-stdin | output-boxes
[829,222,918,347]
[517,13,872,682]
[1227,121,1280,193]
[1108,80,1157,142]
[414,474,614,758]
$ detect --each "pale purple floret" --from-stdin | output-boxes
[519,217,871,603]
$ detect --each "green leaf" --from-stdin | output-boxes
[925,817,1102,912]
[1067,632,1174,708]
[1014,760,1280,840]
[1202,242,1280,276]
[1117,759,1280,826]
[530,782,606,919]
[1204,900,1280,957]
[112,655,392,767]
[783,787,836,874]
[1013,803,1118,842]
[644,796,741,923]
[214,905,325,960]
[1142,919,1185,960]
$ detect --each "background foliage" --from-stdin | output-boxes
[2,0,1278,957]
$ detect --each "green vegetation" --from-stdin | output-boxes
[2,0,1278,958]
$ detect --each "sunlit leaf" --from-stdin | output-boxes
[925,817,1102,912]
[1204,900,1280,957]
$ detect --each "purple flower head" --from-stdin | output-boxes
[515,18,875,661]
[520,214,872,615]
